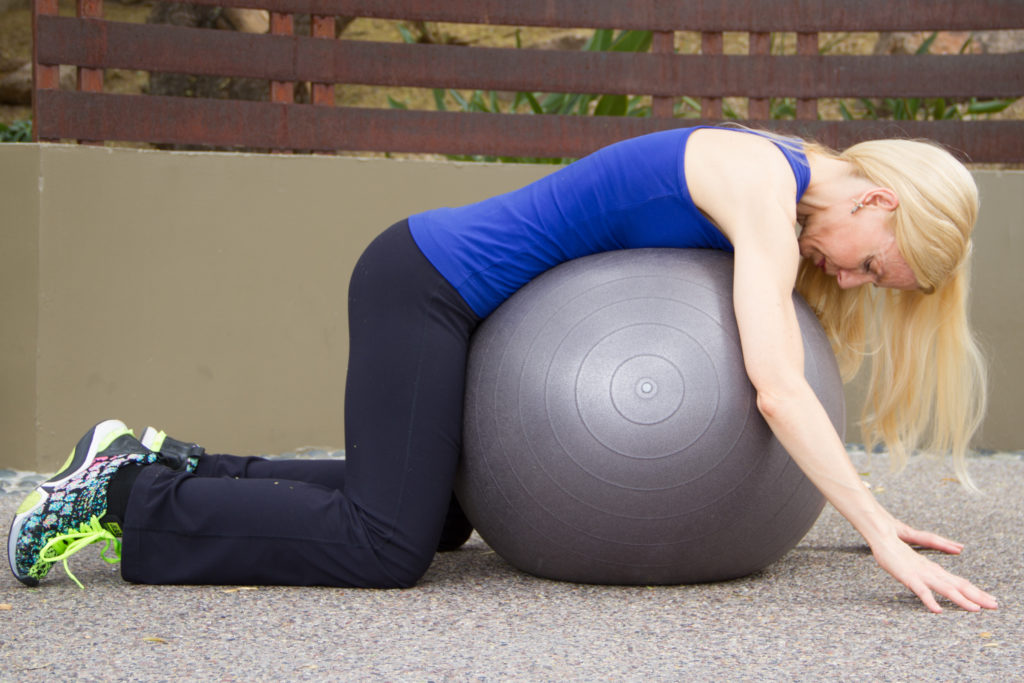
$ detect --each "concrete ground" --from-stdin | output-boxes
[1,452,1021,681]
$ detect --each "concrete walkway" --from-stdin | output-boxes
[2,452,1021,681]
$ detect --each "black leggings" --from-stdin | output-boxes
[121,220,482,587]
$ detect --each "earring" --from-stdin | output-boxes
[850,201,864,214]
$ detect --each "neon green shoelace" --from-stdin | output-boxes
[37,516,122,589]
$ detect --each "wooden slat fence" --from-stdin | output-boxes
[32,0,1024,161]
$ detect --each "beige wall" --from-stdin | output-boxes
[1,144,552,470]
[1,144,39,470]
[969,170,1024,447]
[1,144,1021,472]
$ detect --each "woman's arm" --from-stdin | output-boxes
[685,130,998,613]
[733,240,995,612]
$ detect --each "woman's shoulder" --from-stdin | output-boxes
[687,127,800,162]
[684,129,801,202]
[683,129,802,247]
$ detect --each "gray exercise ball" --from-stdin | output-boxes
[457,249,844,585]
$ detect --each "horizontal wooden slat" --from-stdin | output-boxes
[35,90,1024,163]
[146,0,1024,32]
[38,18,1024,99]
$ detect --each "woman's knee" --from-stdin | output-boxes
[370,546,434,589]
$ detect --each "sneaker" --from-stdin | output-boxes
[7,419,159,588]
[139,427,204,472]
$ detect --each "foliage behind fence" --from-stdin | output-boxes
[31,0,1024,162]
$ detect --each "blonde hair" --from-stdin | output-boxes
[794,139,987,487]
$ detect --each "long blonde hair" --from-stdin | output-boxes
[795,138,987,486]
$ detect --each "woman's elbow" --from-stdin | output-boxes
[755,389,786,422]
[752,378,807,423]
[745,354,811,422]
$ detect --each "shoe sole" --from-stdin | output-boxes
[7,419,129,586]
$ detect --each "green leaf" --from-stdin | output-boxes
[0,119,32,142]
[386,96,408,110]
[626,95,650,117]
[464,90,483,112]
[523,92,544,115]
[510,91,525,113]
[547,93,584,115]
[915,32,938,55]
[541,92,569,113]
[610,30,653,53]
[396,24,417,45]
[905,97,921,120]
[771,98,796,119]
[819,32,851,55]
[930,98,962,121]
[584,29,615,52]
[594,94,628,116]
[574,94,595,116]
[475,91,491,113]
[432,89,448,111]
[679,96,701,116]
[967,98,1017,115]
[448,89,469,110]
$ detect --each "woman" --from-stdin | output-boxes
[8,126,998,613]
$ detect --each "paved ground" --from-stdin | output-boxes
[1,451,1021,681]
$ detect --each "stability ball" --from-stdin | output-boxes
[457,249,845,585]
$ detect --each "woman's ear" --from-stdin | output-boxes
[863,187,899,211]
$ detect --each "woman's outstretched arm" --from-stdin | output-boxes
[685,129,998,613]
[733,248,996,612]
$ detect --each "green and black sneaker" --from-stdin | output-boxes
[7,419,159,588]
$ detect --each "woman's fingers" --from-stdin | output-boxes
[919,572,998,613]
[895,523,965,555]
[875,539,998,613]
[952,577,1000,611]
[907,575,945,613]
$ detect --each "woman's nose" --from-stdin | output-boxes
[836,269,871,289]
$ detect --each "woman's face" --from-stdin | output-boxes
[798,197,919,291]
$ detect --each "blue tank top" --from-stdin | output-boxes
[408,126,810,317]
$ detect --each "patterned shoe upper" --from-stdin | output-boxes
[8,420,159,587]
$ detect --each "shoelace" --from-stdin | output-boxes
[37,516,122,589]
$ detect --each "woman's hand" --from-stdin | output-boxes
[870,528,998,613]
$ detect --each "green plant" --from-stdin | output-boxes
[839,33,1018,122]
[0,119,32,142]
[532,29,653,119]
[390,27,659,162]
[390,27,1019,161]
